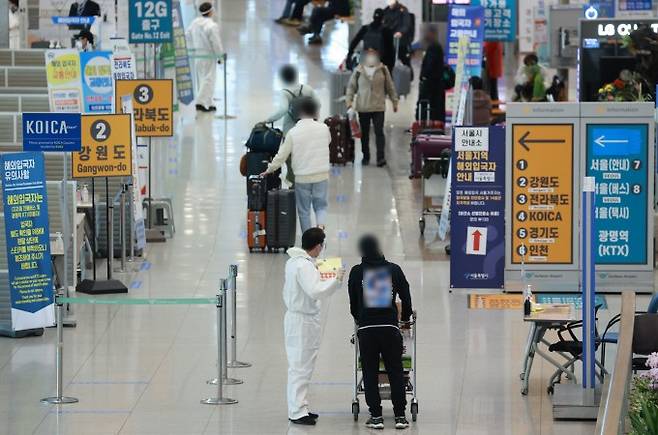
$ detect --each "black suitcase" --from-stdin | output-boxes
[247,175,268,211]
[246,151,281,190]
[266,190,296,251]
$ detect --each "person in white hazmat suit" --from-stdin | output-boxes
[186,2,224,112]
[283,228,345,426]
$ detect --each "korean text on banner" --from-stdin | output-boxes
[129,0,174,44]
[72,115,133,178]
[80,51,114,114]
[111,52,137,81]
[450,126,506,289]
[446,5,485,79]
[172,0,194,105]
[45,49,83,113]
[1,152,54,331]
[22,113,82,152]
[115,80,174,137]
[473,0,516,41]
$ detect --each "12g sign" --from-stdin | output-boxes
[129,0,173,43]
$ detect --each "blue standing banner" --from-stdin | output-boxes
[1,152,54,331]
[450,126,506,288]
[446,5,485,79]
[129,0,173,43]
[172,0,194,105]
[474,0,516,41]
[22,113,82,152]
[619,0,652,11]
[80,51,114,113]
[586,124,649,265]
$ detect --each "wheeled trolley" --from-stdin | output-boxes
[351,313,418,422]
[419,156,449,236]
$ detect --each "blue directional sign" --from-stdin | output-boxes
[586,124,649,265]
[22,113,82,152]
[51,16,95,25]
[129,0,173,44]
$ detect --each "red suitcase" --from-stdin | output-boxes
[247,210,267,252]
[410,133,452,179]
[411,100,445,140]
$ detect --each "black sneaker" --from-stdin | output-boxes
[274,17,286,24]
[376,159,387,167]
[365,416,384,429]
[308,34,323,44]
[297,25,312,34]
[195,104,210,112]
[290,415,316,426]
[209,106,217,111]
[395,416,409,429]
[361,157,370,166]
[308,412,319,419]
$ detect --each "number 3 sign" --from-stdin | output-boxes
[115,79,174,138]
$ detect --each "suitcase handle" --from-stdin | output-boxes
[417,99,430,123]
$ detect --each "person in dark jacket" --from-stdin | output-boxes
[68,0,101,30]
[416,25,446,122]
[382,0,413,68]
[275,0,311,26]
[348,235,412,430]
[468,76,492,126]
[346,8,395,72]
[298,0,351,45]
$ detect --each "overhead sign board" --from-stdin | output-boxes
[129,0,173,43]
[22,113,82,152]
[1,152,54,331]
[72,114,133,178]
[115,79,174,137]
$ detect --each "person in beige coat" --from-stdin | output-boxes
[345,48,399,167]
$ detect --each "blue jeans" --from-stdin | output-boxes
[295,180,328,233]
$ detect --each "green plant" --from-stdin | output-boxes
[629,353,658,435]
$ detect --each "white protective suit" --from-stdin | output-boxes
[186,15,224,109]
[283,247,342,420]
[9,8,20,49]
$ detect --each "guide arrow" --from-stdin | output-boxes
[594,135,628,148]
[472,229,482,252]
[519,131,566,151]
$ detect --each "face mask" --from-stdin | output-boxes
[365,54,379,67]
[75,40,83,50]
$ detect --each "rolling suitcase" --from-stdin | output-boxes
[410,133,452,178]
[246,151,281,190]
[392,39,412,97]
[247,175,268,211]
[266,190,296,251]
[330,69,353,116]
[247,210,267,252]
[325,115,355,165]
[411,100,445,140]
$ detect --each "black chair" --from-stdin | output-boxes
[632,313,658,373]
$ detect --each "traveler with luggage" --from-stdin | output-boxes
[186,2,224,112]
[261,97,331,233]
[382,0,413,69]
[263,64,319,186]
[346,8,395,73]
[345,47,399,167]
[348,234,413,430]
[416,25,448,122]
[283,228,345,425]
[298,0,351,45]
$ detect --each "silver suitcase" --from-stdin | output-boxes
[330,69,352,116]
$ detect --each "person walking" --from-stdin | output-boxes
[348,234,413,430]
[382,0,413,69]
[187,2,224,112]
[263,64,319,186]
[261,98,331,232]
[346,8,395,72]
[345,47,399,167]
[416,25,447,122]
[297,0,351,44]
[283,228,345,425]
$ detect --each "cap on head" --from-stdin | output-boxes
[76,29,94,45]
[199,2,213,16]
[279,64,298,84]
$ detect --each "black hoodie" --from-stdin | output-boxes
[348,256,413,328]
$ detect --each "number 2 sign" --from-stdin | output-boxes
[72,114,133,178]
[129,0,173,43]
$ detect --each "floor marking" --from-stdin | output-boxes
[130,281,142,289]
[139,261,152,271]
[337,230,349,240]
[70,380,150,385]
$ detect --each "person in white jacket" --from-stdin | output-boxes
[261,97,331,232]
[283,228,345,426]
[186,2,224,112]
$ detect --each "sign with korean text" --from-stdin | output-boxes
[619,0,652,11]
[511,124,574,264]
[22,113,82,152]
[446,5,485,79]
[45,49,83,113]
[111,52,137,81]
[474,0,516,41]
[80,51,114,113]
[129,0,173,43]
[586,124,649,265]
[450,126,505,288]
[468,294,524,310]
[115,80,174,137]
[1,152,54,331]
[72,115,133,178]
[172,0,194,105]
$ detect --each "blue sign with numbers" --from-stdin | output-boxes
[22,113,82,152]
[473,0,516,41]
[586,124,649,265]
[619,0,652,10]
[129,0,173,43]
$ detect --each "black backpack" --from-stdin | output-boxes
[284,85,305,122]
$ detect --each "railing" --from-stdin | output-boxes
[596,291,636,435]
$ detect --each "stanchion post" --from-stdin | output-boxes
[227,264,250,368]
[216,53,236,120]
[41,290,78,405]
[201,280,238,405]
[107,191,115,280]
[119,188,126,272]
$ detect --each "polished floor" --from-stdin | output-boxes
[0,1,647,434]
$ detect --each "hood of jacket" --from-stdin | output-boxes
[287,247,310,259]
[361,254,387,268]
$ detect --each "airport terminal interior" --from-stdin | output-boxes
[1,0,658,434]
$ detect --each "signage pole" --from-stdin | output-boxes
[91,179,97,281]
[582,177,597,389]
[61,152,76,327]
[216,53,235,120]
[227,264,251,368]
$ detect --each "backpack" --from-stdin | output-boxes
[284,85,305,122]
[443,65,456,89]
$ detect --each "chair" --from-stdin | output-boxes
[631,313,658,373]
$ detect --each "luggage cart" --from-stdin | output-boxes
[419,155,448,236]
[351,313,418,422]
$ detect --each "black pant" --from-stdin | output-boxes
[358,327,407,417]
[358,111,385,162]
[310,6,335,35]
[488,77,499,101]
[290,0,311,20]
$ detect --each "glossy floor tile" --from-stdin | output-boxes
[0,1,647,434]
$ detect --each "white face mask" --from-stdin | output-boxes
[365,54,379,67]
[75,40,83,50]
